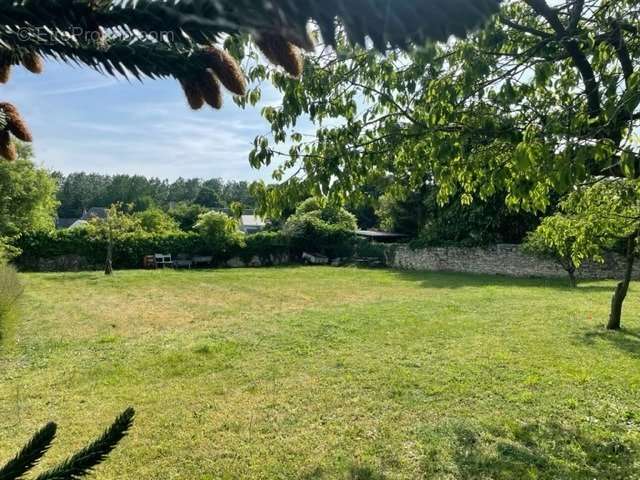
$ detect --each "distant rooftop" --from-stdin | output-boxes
[69,219,89,229]
[356,230,408,242]
[240,215,266,228]
[55,218,78,229]
[81,207,108,221]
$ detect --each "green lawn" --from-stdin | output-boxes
[1,267,639,479]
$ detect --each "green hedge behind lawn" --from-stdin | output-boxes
[13,230,293,271]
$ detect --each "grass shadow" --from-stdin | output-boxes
[391,269,614,292]
[434,420,637,479]
[580,327,640,357]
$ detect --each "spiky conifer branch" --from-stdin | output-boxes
[0,408,134,480]
[34,407,135,480]
[1,0,501,51]
[0,422,57,480]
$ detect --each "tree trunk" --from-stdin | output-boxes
[568,268,577,288]
[607,231,638,330]
[105,228,113,276]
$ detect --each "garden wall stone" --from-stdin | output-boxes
[18,255,101,272]
[388,244,640,280]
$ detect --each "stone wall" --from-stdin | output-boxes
[17,253,293,272]
[389,244,639,280]
[18,255,101,272]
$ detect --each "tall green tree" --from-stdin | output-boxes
[526,180,640,329]
[0,145,57,257]
[245,0,640,325]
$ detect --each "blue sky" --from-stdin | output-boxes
[3,60,285,181]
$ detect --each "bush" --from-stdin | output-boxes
[284,215,356,258]
[353,238,389,262]
[194,211,245,254]
[231,231,290,263]
[11,207,360,270]
[0,263,22,343]
[283,198,357,258]
[134,208,181,234]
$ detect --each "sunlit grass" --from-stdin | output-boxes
[1,267,639,479]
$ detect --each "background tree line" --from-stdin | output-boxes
[54,173,258,218]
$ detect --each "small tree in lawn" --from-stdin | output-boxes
[524,216,583,288]
[527,180,640,329]
[86,204,141,276]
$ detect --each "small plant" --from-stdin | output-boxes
[0,407,135,480]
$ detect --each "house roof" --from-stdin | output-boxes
[55,218,79,229]
[69,220,89,229]
[240,215,266,228]
[81,207,108,220]
[356,230,408,240]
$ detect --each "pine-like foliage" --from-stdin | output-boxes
[0,0,500,159]
[0,423,57,480]
[0,408,135,480]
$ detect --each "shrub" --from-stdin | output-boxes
[134,208,181,234]
[283,198,357,258]
[0,263,22,342]
[284,215,356,258]
[231,231,290,263]
[353,238,389,263]
[194,211,245,254]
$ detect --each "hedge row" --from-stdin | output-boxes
[12,228,388,272]
[13,230,291,271]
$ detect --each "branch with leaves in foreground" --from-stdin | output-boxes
[0,407,135,480]
[0,0,501,160]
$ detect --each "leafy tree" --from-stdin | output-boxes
[0,146,57,256]
[526,180,640,328]
[0,407,134,480]
[168,202,209,231]
[134,208,180,234]
[524,216,582,288]
[95,175,168,211]
[294,197,358,231]
[86,204,141,275]
[245,0,640,325]
[229,201,244,220]
[194,186,222,209]
[56,172,112,218]
[55,174,258,219]
[378,185,542,244]
[222,181,255,208]
[167,178,203,205]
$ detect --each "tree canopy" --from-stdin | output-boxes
[246,0,640,214]
[55,173,257,218]
[0,145,57,246]
[243,0,640,327]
